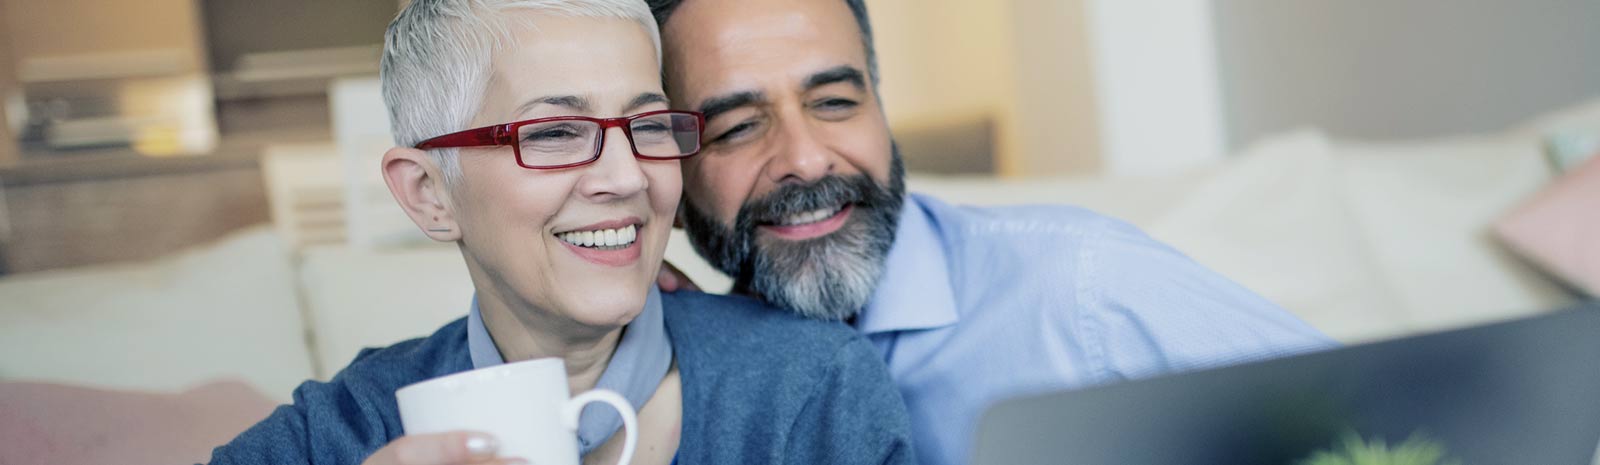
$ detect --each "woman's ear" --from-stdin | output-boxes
[381,147,462,242]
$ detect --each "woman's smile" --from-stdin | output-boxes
[555,218,646,267]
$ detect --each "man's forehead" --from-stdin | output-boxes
[665,0,857,46]
[663,0,866,93]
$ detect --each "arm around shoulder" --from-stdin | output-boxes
[783,335,916,465]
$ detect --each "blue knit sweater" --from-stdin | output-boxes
[209,291,915,465]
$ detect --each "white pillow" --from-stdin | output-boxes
[0,227,314,400]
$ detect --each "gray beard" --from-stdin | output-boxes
[681,151,907,321]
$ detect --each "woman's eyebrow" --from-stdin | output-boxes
[514,95,591,117]
[624,92,670,114]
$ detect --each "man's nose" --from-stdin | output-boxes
[577,126,649,199]
[765,118,836,185]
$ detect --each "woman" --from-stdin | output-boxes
[208,1,914,464]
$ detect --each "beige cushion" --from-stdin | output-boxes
[0,227,314,399]
[1332,134,1575,334]
[1144,131,1409,343]
[297,244,474,378]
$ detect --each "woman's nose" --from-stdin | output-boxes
[576,126,649,199]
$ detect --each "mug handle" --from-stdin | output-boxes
[562,389,638,465]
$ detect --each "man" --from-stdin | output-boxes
[647,0,1335,464]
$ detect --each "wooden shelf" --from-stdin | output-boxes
[0,126,330,186]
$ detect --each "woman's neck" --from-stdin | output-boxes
[478,290,623,395]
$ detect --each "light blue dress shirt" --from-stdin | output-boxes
[466,286,672,455]
[858,194,1335,465]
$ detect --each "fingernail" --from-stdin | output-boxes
[465,435,498,456]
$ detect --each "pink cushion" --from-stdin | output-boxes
[1494,153,1600,296]
[0,379,277,465]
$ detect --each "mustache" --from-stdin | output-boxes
[738,174,885,225]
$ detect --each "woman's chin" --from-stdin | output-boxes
[566,304,644,330]
[554,286,650,328]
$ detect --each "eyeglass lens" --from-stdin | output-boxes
[515,113,700,168]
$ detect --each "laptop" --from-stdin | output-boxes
[972,304,1600,465]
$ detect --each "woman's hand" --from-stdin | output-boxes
[361,431,526,465]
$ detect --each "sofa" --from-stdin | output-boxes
[2,99,1596,464]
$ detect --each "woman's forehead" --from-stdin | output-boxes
[478,15,664,122]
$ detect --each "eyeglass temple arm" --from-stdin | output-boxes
[415,124,513,150]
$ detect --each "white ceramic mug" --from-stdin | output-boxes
[396,357,637,465]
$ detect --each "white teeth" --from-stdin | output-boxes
[780,206,841,226]
[558,224,639,249]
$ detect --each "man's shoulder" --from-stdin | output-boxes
[913,193,1141,245]
[910,193,1164,277]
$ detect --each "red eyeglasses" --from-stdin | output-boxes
[414,109,705,170]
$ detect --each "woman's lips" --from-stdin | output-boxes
[560,234,643,267]
[555,219,644,267]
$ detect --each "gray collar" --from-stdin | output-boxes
[466,286,673,455]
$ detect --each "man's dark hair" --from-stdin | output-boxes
[646,0,880,87]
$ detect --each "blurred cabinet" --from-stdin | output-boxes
[0,159,270,274]
[0,0,16,166]
[203,0,393,100]
[2,0,217,157]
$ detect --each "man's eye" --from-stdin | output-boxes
[815,98,858,110]
[710,121,758,144]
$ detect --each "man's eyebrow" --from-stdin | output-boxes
[624,92,670,114]
[802,65,866,92]
[696,90,766,122]
[513,95,591,117]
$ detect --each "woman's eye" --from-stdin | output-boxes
[527,128,580,141]
[632,122,669,134]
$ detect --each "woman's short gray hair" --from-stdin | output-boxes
[381,0,661,186]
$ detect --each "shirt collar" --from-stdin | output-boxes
[466,285,672,454]
[856,193,960,335]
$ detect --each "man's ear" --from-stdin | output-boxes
[381,147,462,242]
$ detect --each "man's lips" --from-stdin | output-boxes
[758,204,853,240]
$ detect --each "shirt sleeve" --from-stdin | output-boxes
[1080,216,1337,382]
[783,335,918,465]
[206,377,389,465]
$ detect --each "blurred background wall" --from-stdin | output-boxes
[1213,0,1600,148]
[0,0,1597,273]
[870,0,1600,176]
